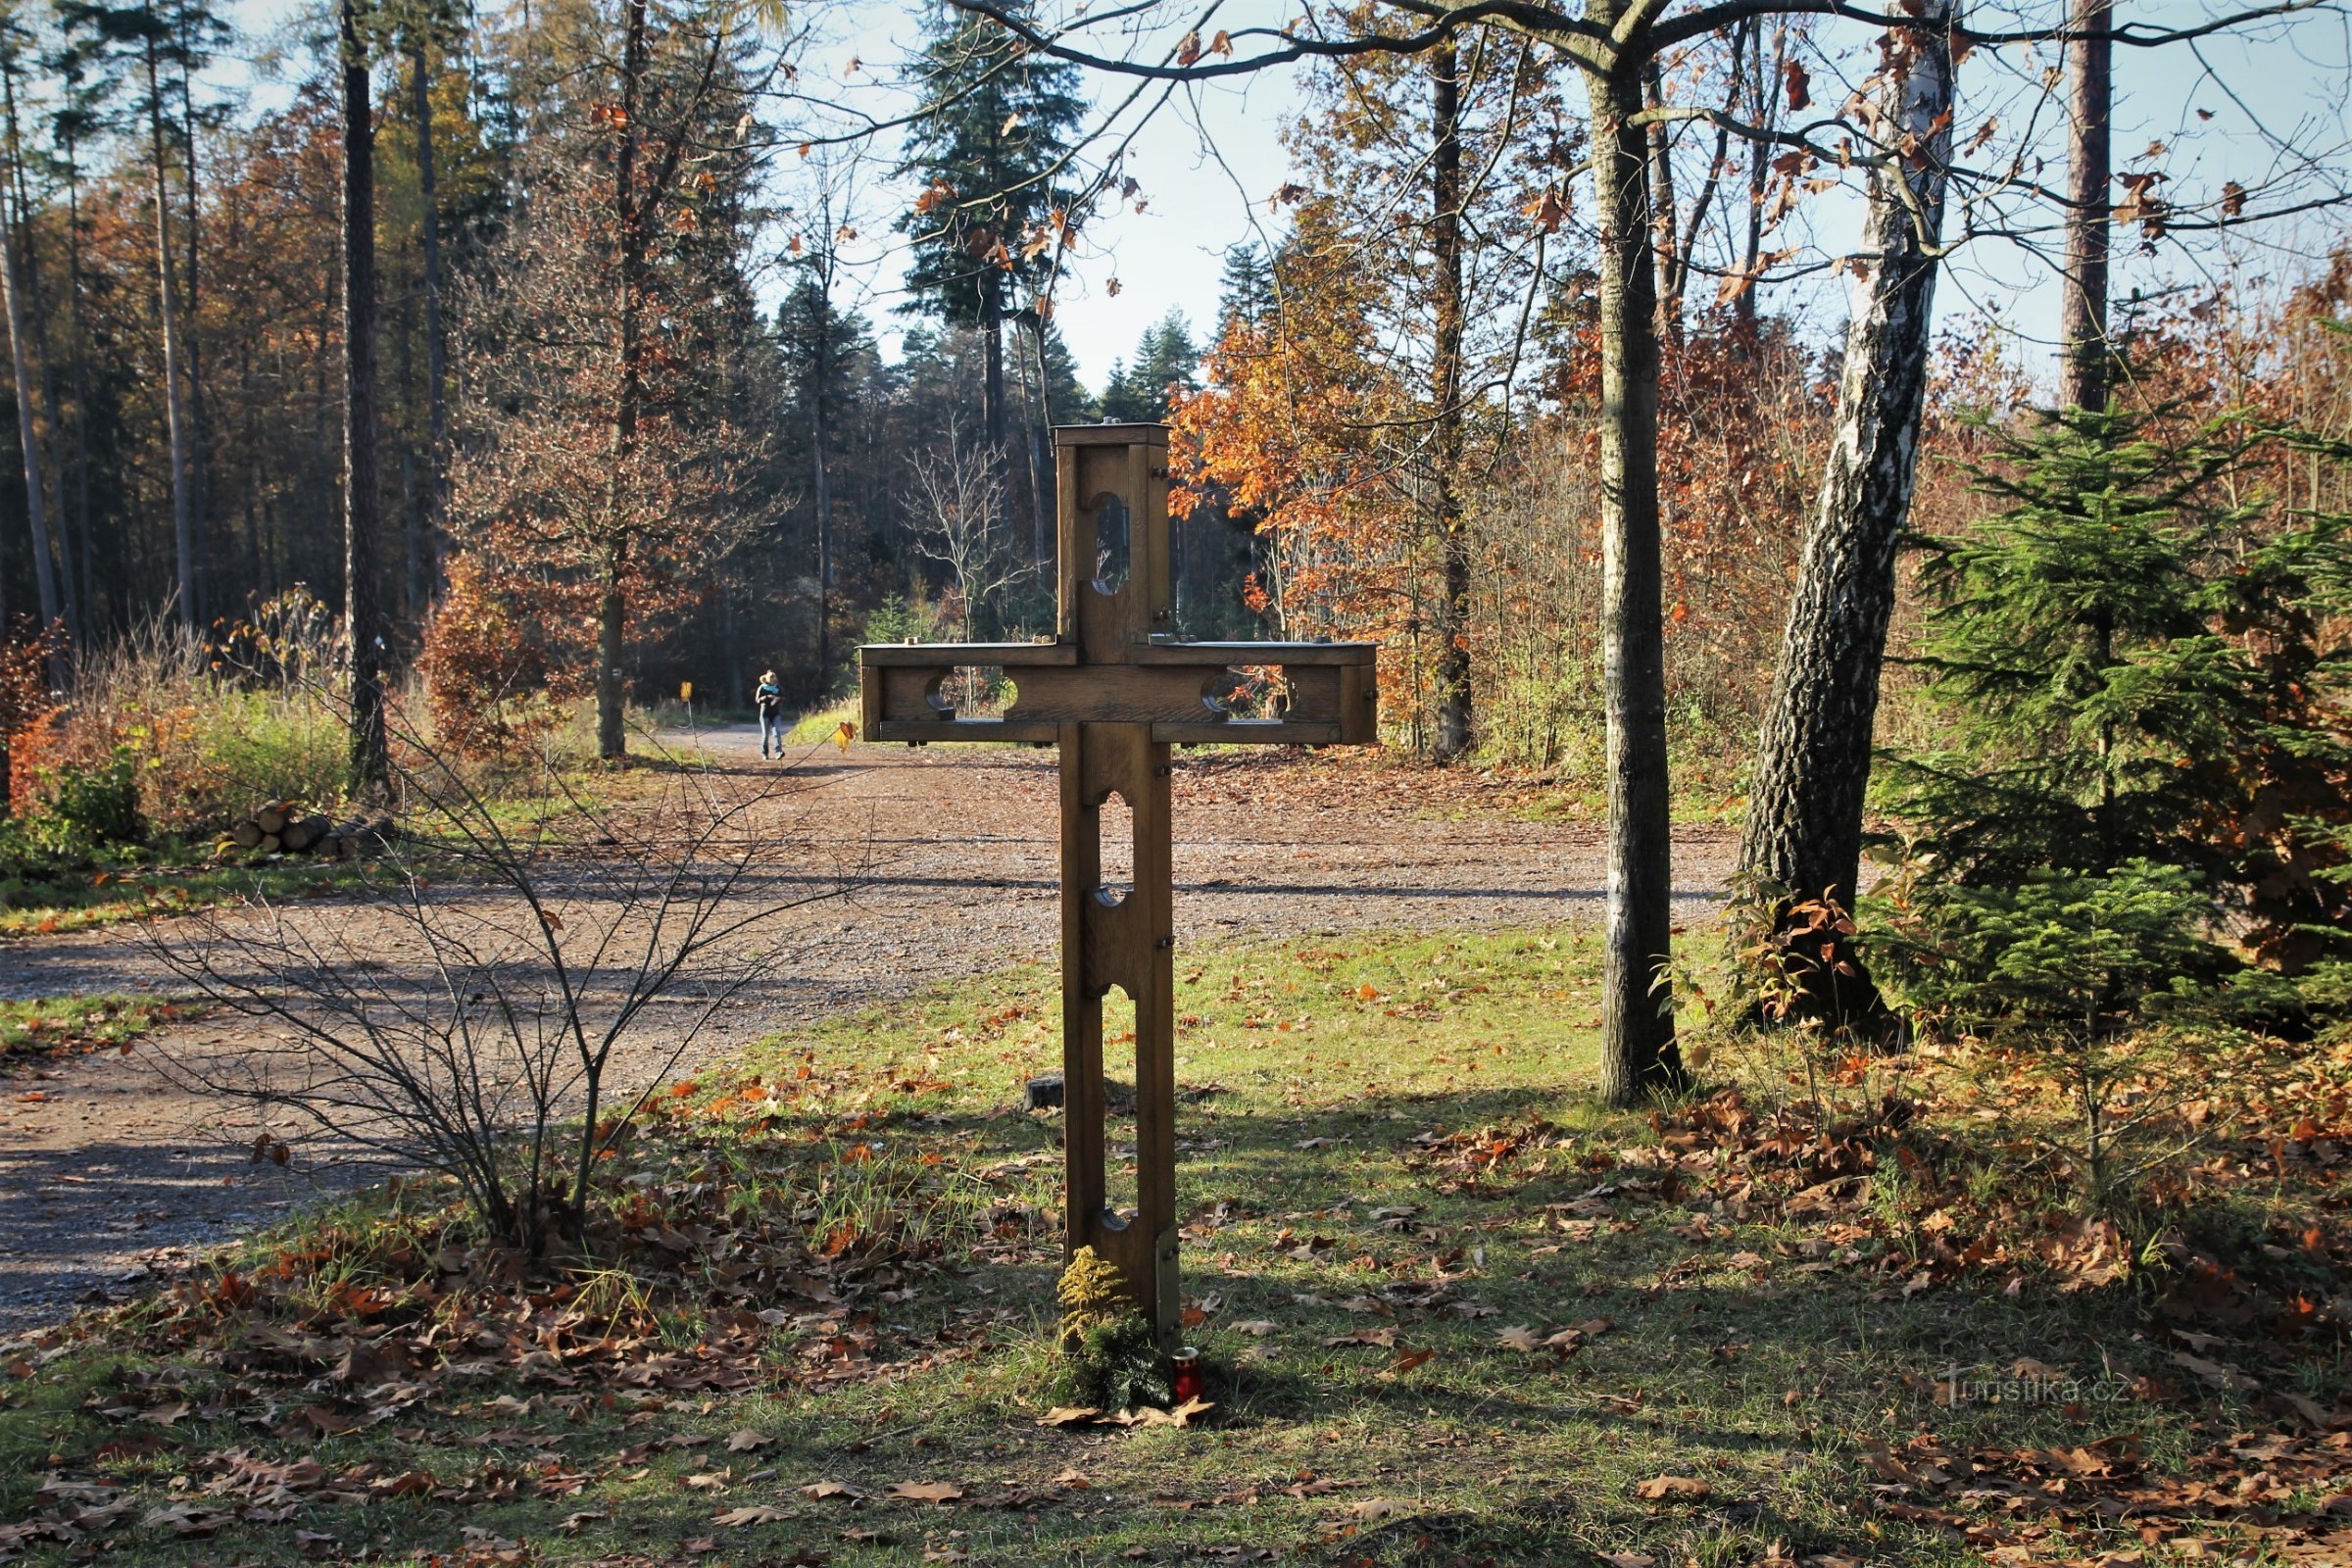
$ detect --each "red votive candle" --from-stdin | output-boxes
[1171,1347,1202,1404]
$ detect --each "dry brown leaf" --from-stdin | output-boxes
[725,1428,773,1451]
[712,1504,790,1527]
[888,1480,964,1503]
[802,1480,863,1501]
[1326,1327,1397,1348]
[1634,1474,1711,1500]
[2170,1350,2259,1393]
[1038,1405,1101,1427]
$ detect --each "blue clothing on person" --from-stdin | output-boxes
[756,673,784,759]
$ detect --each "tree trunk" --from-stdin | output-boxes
[599,0,649,762]
[1584,50,1684,1107]
[1737,21,1780,337]
[178,52,208,628]
[1015,318,1047,574]
[982,270,1007,492]
[1642,58,1682,342]
[2059,0,2113,412]
[1739,2,1957,1032]
[812,306,833,691]
[6,60,78,658]
[412,35,446,594]
[144,40,196,638]
[0,122,63,686]
[1430,41,1473,761]
[62,132,93,631]
[342,0,387,791]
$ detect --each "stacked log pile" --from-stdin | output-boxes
[224,801,395,859]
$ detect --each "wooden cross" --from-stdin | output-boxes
[860,421,1379,1348]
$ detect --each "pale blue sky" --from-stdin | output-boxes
[217,1,2352,394]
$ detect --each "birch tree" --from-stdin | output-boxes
[947,0,2340,1104]
[1738,2,1959,1031]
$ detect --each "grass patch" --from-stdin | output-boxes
[787,700,861,747]
[0,995,184,1066]
[1,926,2344,1567]
[0,851,370,937]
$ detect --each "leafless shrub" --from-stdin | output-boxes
[142,709,860,1255]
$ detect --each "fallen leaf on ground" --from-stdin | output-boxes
[1038,1405,1101,1427]
[2171,1350,2259,1393]
[1635,1475,1710,1500]
[802,1480,863,1501]
[713,1504,790,1527]
[887,1480,964,1503]
[725,1428,773,1451]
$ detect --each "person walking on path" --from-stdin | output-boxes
[756,669,785,759]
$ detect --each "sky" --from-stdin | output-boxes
[218,1,2352,396]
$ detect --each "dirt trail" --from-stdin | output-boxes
[0,729,1737,1334]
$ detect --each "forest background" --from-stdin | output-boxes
[0,0,2350,1093]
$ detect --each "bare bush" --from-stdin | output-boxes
[142,711,858,1254]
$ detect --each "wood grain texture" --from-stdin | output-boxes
[1006,664,1225,725]
[859,642,1076,667]
[851,421,1384,1353]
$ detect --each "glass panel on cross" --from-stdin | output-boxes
[1169,478,1269,642]
[1091,493,1130,593]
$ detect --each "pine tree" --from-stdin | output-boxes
[1868,409,2352,1032]
[1036,318,1094,423]
[896,0,1082,479]
[1100,311,1197,422]
[776,276,872,688]
[1215,243,1276,332]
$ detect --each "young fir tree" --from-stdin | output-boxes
[1869,408,2352,1034]
[1099,312,1198,422]
[1215,243,1277,333]
[895,0,1082,478]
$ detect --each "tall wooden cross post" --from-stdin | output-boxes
[860,422,1379,1349]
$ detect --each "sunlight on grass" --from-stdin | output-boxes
[0,924,2341,1568]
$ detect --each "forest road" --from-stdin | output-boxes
[0,726,1739,1335]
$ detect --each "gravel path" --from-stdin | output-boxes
[0,728,1737,1334]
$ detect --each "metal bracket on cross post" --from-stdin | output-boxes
[858,420,1380,1352]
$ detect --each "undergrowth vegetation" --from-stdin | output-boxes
[2,925,2345,1567]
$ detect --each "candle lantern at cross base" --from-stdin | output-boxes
[859,421,1380,1350]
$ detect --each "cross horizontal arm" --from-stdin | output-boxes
[858,642,1079,668]
[857,640,1378,746]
